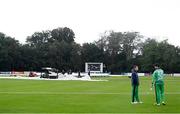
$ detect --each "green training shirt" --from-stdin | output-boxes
[152,68,164,85]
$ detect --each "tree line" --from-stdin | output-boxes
[0,27,180,73]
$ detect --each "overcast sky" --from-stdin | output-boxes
[0,0,180,46]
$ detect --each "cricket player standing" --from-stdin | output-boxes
[151,64,166,106]
[131,65,142,104]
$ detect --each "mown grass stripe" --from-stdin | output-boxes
[0,92,179,95]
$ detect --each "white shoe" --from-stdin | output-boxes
[138,101,143,104]
[162,102,166,105]
[154,103,160,106]
[131,101,138,104]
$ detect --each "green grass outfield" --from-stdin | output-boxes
[0,76,179,113]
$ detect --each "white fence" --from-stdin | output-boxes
[0,71,30,77]
[170,73,180,76]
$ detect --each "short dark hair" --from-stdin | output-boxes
[153,63,159,67]
[133,65,138,69]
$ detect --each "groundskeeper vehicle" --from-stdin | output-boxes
[40,67,59,79]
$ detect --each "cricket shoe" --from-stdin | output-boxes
[154,103,160,106]
[162,102,166,105]
[138,101,143,104]
[131,102,138,104]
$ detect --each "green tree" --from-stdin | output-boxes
[140,39,180,73]
[25,27,77,71]
[0,32,21,71]
[51,27,75,43]
[95,31,143,73]
[26,31,51,47]
[81,43,103,62]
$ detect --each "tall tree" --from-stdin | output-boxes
[95,31,143,73]
[25,27,77,71]
[0,32,21,71]
[26,31,51,47]
[81,43,103,63]
[51,27,75,43]
[139,39,180,73]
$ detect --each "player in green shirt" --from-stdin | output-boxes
[151,64,166,106]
